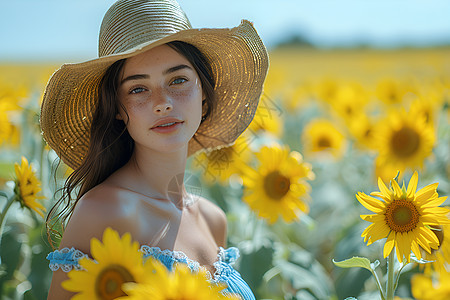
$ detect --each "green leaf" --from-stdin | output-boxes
[332,256,372,272]
[334,256,385,299]
[239,244,274,293]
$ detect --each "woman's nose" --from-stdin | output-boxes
[153,102,173,113]
[153,92,173,114]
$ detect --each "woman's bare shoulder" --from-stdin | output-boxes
[58,182,139,253]
[196,196,227,247]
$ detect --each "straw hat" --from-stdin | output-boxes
[40,0,269,170]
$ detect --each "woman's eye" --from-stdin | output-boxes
[171,78,187,85]
[130,87,146,94]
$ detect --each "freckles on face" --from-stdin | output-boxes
[115,44,204,146]
[167,77,202,103]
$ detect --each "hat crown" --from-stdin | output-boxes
[99,0,192,57]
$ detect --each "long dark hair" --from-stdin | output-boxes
[46,41,216,248]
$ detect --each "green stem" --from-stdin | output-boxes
[0,195,16,237]
[386,250,396,300]
[371,267,386,300]
[393,262,408,291]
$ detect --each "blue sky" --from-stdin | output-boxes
[1,0,450,62]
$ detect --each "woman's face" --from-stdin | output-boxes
[116,44,204,154]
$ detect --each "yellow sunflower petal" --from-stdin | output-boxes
[415,183,439,203]
[407,171,418,198]
[361,223,375,242]
[378,177,392,199]
[356,192,385,213]
[384,231,396,258]
[421,196,448,209]
[411,239,422,260]
[366,222,391,245]
[360,214,385,223]
[90,237,106,260]
[391,179,403,199]
[418,226,440,247]
[416,230,432,254]
[370,191,391,202]
[394,232,404,262]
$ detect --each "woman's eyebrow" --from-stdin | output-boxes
[163,64,192,75]
[120,64,192,85]
[120,74,149,85]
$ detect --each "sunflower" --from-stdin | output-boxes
[374,109,435,175]
[119,259,239,300]
[411,272,450,300]
[409,97,438,128]
[329,82,369,124]
[375,78,416,105]
[315,78,339,103]
[62,227,154,300]
[302,119,347,159]
[241,144,315,224]
[191,135,252,184]
[348,114,378,151]
[357,171,450,263]
[0,99,21,147]
[14,156,46,218]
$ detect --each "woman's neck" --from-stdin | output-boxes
[120,145,190,208]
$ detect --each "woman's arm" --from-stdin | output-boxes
[46,190,110,299]
[47,269,77,300]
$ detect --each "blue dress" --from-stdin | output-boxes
[47,246,255,300]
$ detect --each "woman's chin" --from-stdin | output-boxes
[137,141,189,156]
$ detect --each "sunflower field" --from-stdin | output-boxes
[0,47,449,299]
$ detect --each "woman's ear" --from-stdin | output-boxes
[116,113,123,120]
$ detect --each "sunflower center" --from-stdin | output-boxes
[318,136,331,148]
[96,264,134,300]
[390,126,420,158]
[263,171,291,200]
[384,199,420,233]
[388,90,397,102]
[345,106,353,116]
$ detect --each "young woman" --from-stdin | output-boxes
[41,0,268,299]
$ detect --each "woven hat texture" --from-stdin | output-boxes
[40,0,269,170]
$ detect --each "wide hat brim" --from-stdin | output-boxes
[40,20,269,170]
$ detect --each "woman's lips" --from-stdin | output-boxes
[150,121,184,133]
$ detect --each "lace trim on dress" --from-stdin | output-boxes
[46,247,89,272]
[211,246,240,283]
[47,245,240,280]
[139,245,201,273]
